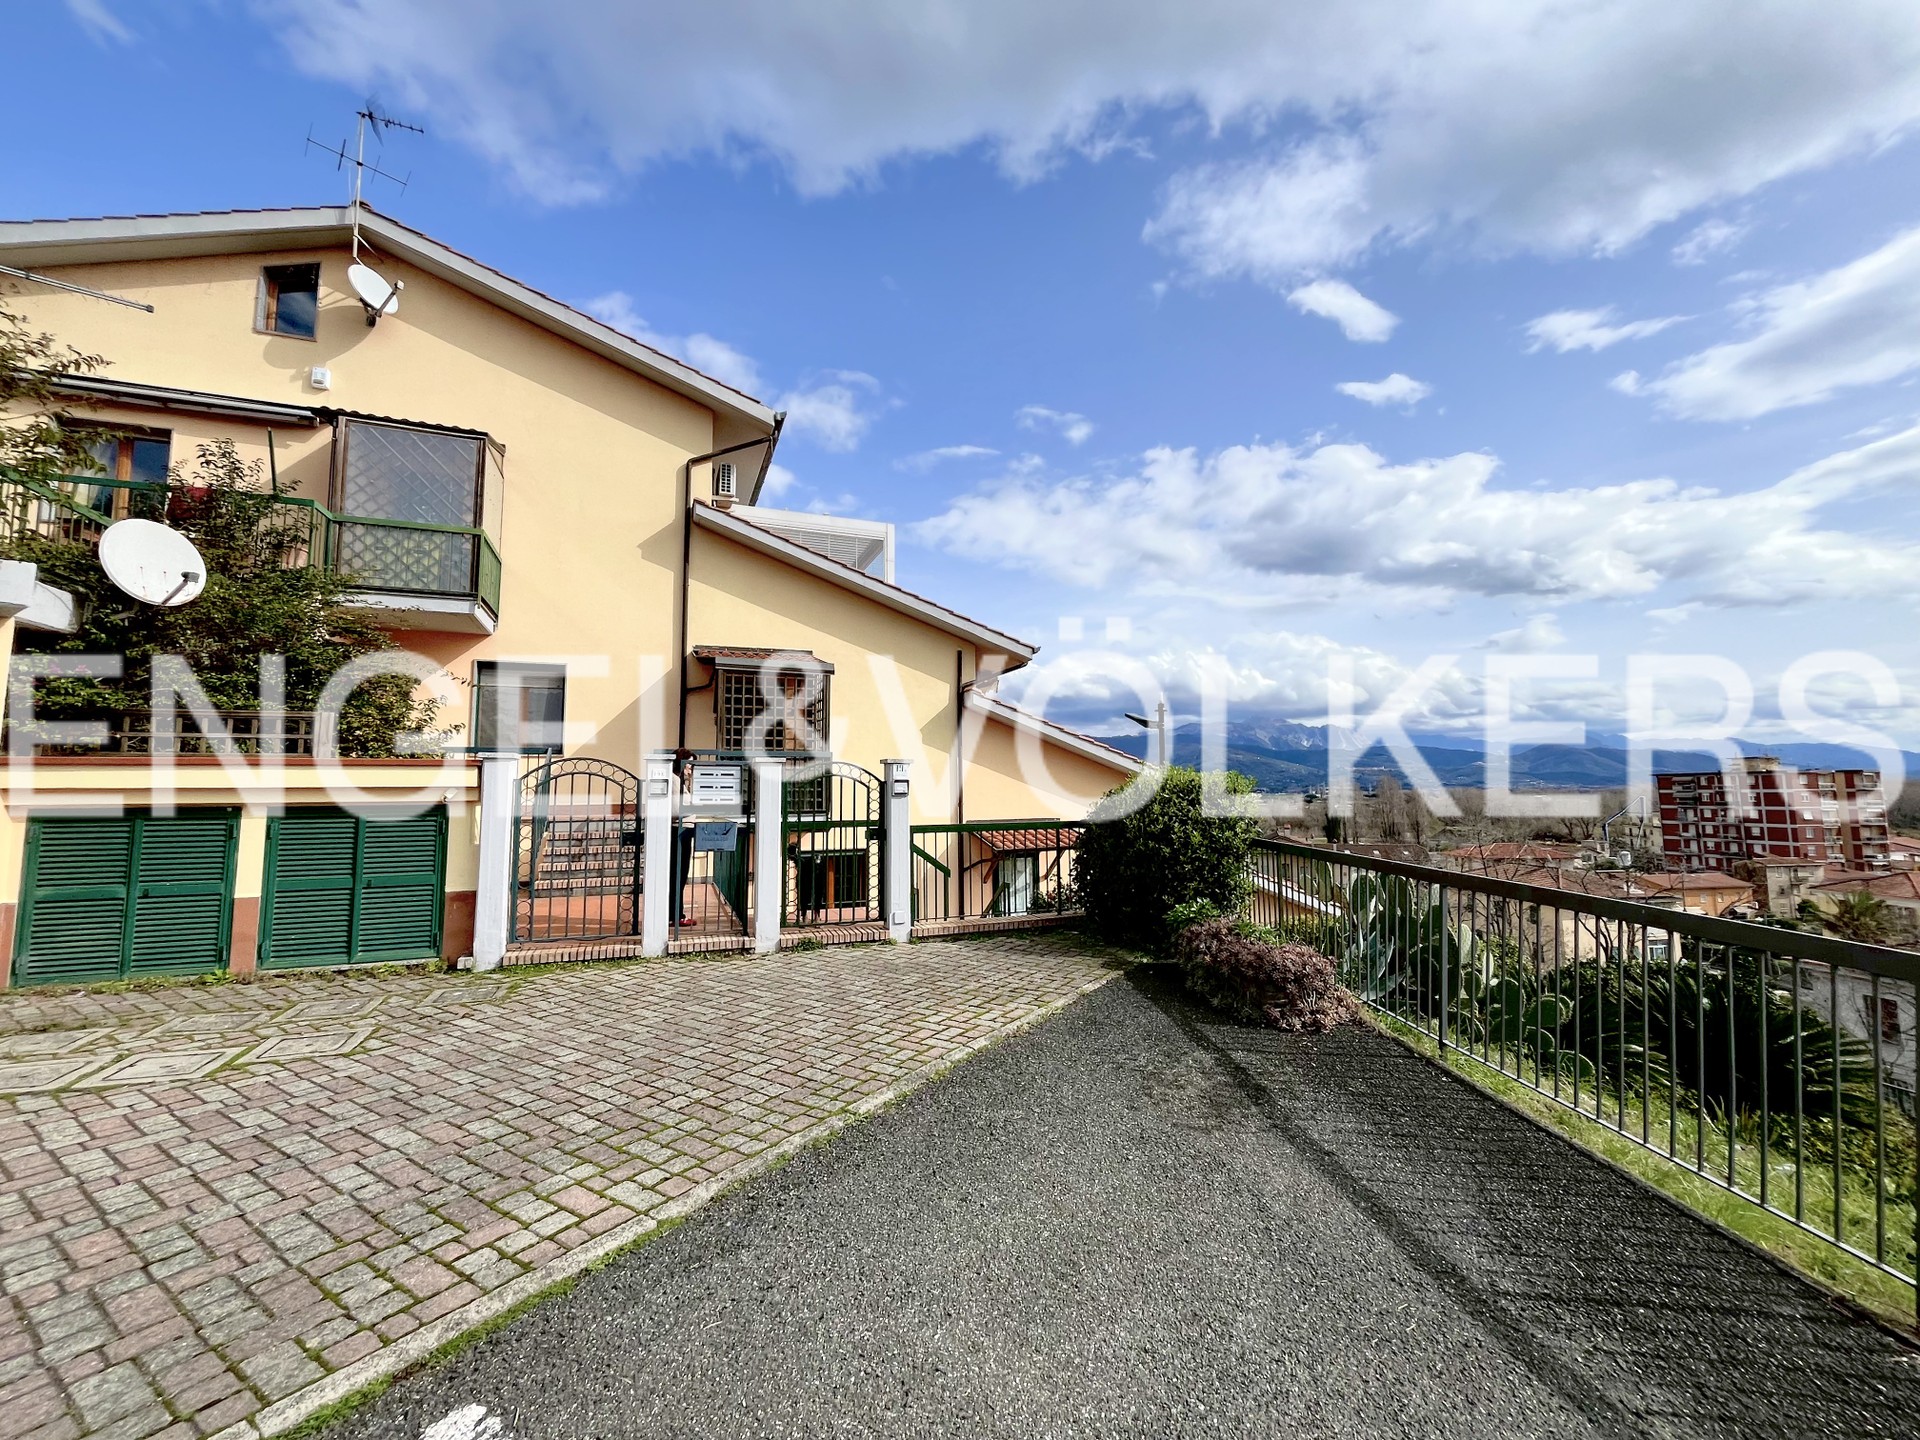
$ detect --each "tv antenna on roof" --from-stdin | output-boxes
[307,103,425,324]
[305,102,426,262]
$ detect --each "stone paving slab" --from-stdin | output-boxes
[0,936,1121,1440]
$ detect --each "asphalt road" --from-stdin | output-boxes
[326,966,1920,1440]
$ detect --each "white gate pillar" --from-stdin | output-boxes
[472,752,520,972]
[882,759,912,943]
[752,758,785,953]
[641,753,675,956]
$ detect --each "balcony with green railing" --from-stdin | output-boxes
[0,473,501,627]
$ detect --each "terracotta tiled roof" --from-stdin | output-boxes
[975,827,1083,853]
[1810,870,1920,901]
[1641,872,1753,892]
[1476,861,1659,900]
[1441,842,1581,864]
[691,645,833,671]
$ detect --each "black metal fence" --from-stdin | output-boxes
[910,822,1082,923]
[1248,838,1919,1310]
[7,709,323,756]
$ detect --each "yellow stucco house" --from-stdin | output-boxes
[0,205,1137,986]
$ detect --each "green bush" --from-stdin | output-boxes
[2,440,445,757]
[1164,898,1223,935]
[1074,766,1257,953]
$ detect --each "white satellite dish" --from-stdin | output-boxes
[97,519,207,607]
[347,262,401,324]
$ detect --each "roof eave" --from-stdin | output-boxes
[694,503,1035,664]
[965,691,1143,775]
[0,207,777,434]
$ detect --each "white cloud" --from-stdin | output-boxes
[582,290,763,394]
[1009,629,1486,731]
[779,371,884,452]
[1623,224,1920,420]
[1524,306,1686,353]
[1286,278,1399,342]
[254,2,1920,272]
[1140,6,1920,281]
[586,292,883,448]
[1481,614,1565,653]
[914,423,1920,609]
[1336,373,1431,408]
[759,463,799,500]
[1016,405,1095,446]
[1671,216,1749,265]
[63,0,130,42]
[896,445,999,472]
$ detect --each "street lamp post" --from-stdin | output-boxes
[1125,700,1171,768]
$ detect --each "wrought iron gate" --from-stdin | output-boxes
[514,757,642,942]
[783,761,884,927]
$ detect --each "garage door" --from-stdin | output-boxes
[260,807,446,969]
[13,813,238,987]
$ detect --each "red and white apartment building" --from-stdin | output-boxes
[1656,757,1892,874]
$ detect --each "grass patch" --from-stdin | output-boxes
[1369,1009,1920,1334]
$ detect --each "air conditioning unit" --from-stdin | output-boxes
[712,461,737,507]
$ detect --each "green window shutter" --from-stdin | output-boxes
[15,815,235,987]
[356,812,444,959]
[127,814,236,978]
[261,811,360,968]
[262,807,445,968]
[15,819,134,986]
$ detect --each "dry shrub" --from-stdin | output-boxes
[1175,917,1361,1033]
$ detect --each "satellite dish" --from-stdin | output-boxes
[347,262,401,324]
[98,519,207,607]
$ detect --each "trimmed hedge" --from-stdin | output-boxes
[1074,767,1257,954]
[1175,918,1361,1033]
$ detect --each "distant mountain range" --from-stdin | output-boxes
[1101,720,1920,793]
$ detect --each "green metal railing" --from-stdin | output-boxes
[910,820,1083,923]
[0,473,501,616]
[1247,837,1920,1313]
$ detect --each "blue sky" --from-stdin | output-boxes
[11,1,1920,746]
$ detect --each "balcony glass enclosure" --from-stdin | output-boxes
[331,419,502,612]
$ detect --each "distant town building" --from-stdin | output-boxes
[1636,870,1754,918]
[1656,758,1890,873]
[1436,841,1582,871]
[1805,870,1920,948]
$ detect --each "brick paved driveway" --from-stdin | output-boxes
[0,935,1121,1440]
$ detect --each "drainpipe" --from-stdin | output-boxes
[953,650,967,826]
[675,430,782,748]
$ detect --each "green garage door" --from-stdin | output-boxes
[14,813,238,987]
[261,807,446,969]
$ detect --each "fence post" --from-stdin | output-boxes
[471,751,519,973]
[641,752,675,957]
[883,759,911,943]
[752,757,784,954]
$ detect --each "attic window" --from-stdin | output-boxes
[258,263,320,339]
